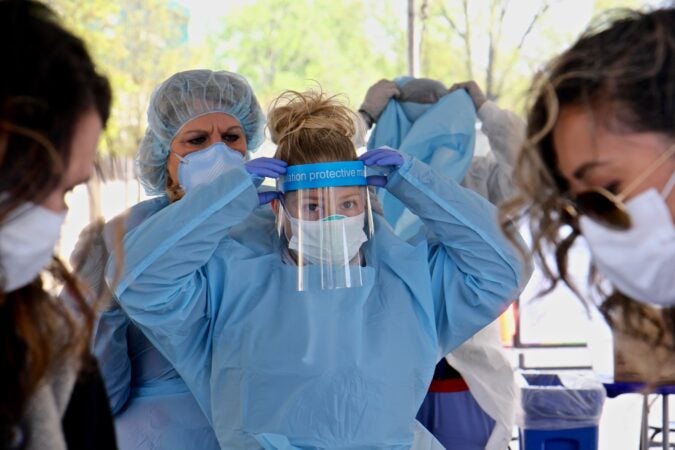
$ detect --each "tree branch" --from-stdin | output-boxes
[418,0,429,74]
[495,0,551,98]
[408,0,416,76]
[517,1,550,51]
[462,0,473,79]
[438,1,472,78]
[439,3,465,39]
[487,0,510,100]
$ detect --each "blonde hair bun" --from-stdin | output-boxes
[268,90,362,165]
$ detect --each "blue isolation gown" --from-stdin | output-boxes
[89,197,220,450]
[109,156,525,449]
[368,88,476,241]
[370,84,513,449]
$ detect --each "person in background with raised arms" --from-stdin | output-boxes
[0,1,115,448]
[359,77,526,450]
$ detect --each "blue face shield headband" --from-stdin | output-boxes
[277,161,374,291]
[280,161,368,193]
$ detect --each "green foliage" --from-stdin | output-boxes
[211,0,406,110]
[593,0,644,13]
[418,0,589,115]
[47,0,210,157]
[45,0,654,157]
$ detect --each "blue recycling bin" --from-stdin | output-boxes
[519,373,606,450]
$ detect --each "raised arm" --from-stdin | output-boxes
[478,100,525,167]
[463,100,527,205]
[107,165,260,416]
[382,155,529,355]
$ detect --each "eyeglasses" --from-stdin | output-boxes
[562,144,675,230]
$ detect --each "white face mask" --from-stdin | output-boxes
[288,212,368,265]
[579,172,675,306]
[174,142,244,192]
[0,204,66,292]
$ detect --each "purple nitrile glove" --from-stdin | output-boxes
[358,147,404,168]
[245,157,288,180]
[365,175,388,187]
[359,147,404,188]
[257,190,281,206]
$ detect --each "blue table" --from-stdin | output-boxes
[603,381,675,450]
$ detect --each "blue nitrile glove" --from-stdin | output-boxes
[359,146,404,187]
[257,190,281,206]
[245,157,288,185]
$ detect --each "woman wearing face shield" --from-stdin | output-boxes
[108,88,527,448]
[70,69,268,450]
[0,1,115,448]
[501,7,675,382]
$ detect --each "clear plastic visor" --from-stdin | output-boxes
[277,162,375,291]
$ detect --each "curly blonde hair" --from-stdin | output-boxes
[500,8,675,356]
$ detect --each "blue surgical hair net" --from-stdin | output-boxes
[136,69,265,196]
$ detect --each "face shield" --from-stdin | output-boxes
[277,161,375,291]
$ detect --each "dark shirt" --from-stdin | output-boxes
[62,355,117,450]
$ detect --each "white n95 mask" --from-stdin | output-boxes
[175,142,244,192]
[579,179,675,306]
[0,203,66,292]
[288,213,368,266]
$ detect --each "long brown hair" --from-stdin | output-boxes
[0,0,112,437]
[500,8,675,348]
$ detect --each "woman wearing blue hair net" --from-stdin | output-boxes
[69,68,268,450]
[106,87,528,449]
